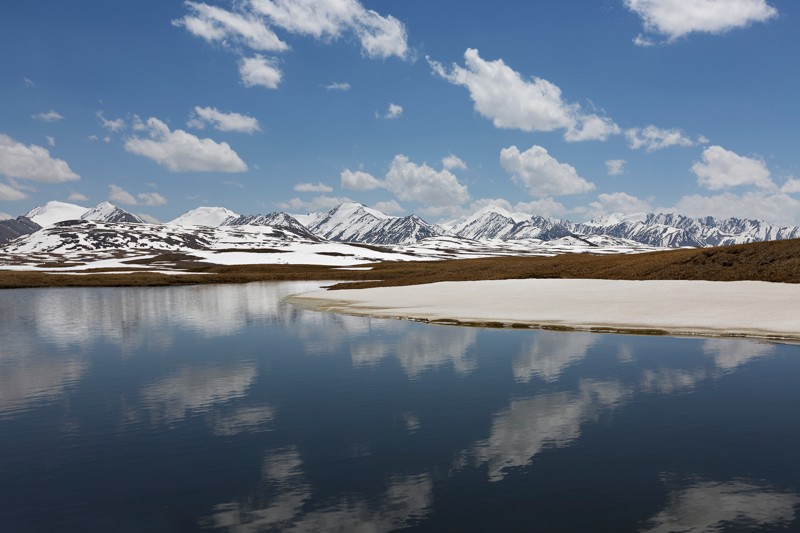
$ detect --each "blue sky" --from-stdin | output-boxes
[1,0,799,224]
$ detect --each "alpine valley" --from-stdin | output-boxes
[1,200,799,271]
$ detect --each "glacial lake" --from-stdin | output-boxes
[1,281,799,532]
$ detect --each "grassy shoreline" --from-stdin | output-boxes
[1,238,799,290]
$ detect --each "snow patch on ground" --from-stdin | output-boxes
[291,279,800,340]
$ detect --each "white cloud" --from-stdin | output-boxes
[442,155,467,171]
[564,114,621,142]
[666,191,800,225]
[513,197,569,218]
[139,192,167,206]
[340,169,383,190]
[278,195,354,212]
[697,134,710,144]
[583,192,653,219]
[691,145,772,190]
[97,111,126,132]
[500,145,595,197]
[781,177,800,194]
[0,212,11,220]
[373,200,404,214]
[249,0,409,59]
[324,82,350,91]
[0,133,80,182]
[239,55,282,89]
[606,159,626,176]
[384,155,470,206]
[68,192,88,202]
[32,110,64,122]
[174,1,288,52]
[626,0,778,42]
[626,125,693,152]
[0,182,28,201]
[429,49,618,142]
[108,185,138,206]
[124,117,248,173]
[23,77,35,87]
[294,181,333,193]
[45,135,55,147]
[109,185,168,207]
[187,106,261,134]
[379,103,403,120]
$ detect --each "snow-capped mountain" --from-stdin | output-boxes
[24,200,145,227]
[0,216,40,245]
[169,207,239,227]
[4,200,800,270]
[81,202,145,224]
[25,201,89,227]
[225,212,319,241]
[572,213,800,248]
[302,202,442,245]
[442,205,576,241]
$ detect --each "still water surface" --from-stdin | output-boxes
[1,282,799,531]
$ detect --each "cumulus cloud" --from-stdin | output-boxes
[108,185,137,206]
[626,0,778,43]
[583,192,653,219]
[429,49,618,142]
[294,181,332,193]
[0,212,11,220]
[513,197,569,218]
[68,192,88,202]
[606,159,626,176]
[691,145,772,190]
[0,133,80,182]
[109,185,167,206]
[32,110,64,122]
[384,155,470,206]
[187,106,261,134]
[564,114,621,142]
[500,145,594,197]
[324,82,350,91]
[174,1,288,52]
[0,182,28,201]
[239,55,283,89]
[249,0,409,59]
[373,200,404,214]
[174,0,408,89]
[278,195,353,212]
[781,177,800,194]
[97,111,126,132]
[124,117,247,173]
[379,103,403,120]
[340,169,383,190]
[626,125,694,152]
[442,155,467,171]
[666,191,800,225]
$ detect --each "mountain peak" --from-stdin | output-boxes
[82,202,145,224]
[25,201,89,227]
[169,206,239,227]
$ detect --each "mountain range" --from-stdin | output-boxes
[1,200,799,255]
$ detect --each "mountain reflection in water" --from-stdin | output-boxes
[0,282,798,531]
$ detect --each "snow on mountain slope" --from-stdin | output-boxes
[25,201,89,227]
[225,212,319,240]
[81,202,145,223]
[170,207,239,227]
[304,202,442,244]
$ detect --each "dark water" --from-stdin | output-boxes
[1,282,799,532]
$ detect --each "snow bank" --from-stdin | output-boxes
[291,279,800,340]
